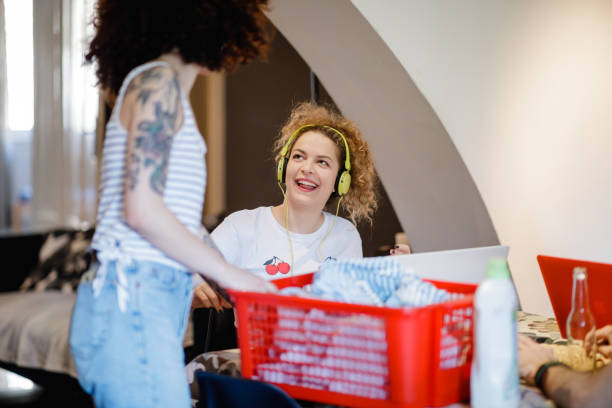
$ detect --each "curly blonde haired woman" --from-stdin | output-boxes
[273,102,378,226]
[196,102,379,288]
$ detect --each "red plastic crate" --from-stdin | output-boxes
[229,274,475,408]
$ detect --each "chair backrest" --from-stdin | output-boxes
[195,371,301,408]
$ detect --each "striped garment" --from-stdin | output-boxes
[91,61,206,272]
[310,257,455,307]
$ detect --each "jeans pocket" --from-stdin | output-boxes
[139,263,186,291]
[69,280,113,385]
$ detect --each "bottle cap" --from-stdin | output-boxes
[572,266,587,280]
[486,258,510,279]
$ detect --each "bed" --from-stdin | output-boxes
[0,290,78,377]
[0,229,91,375]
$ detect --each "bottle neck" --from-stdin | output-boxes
[571,274,590,312]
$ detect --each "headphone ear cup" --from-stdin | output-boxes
[336,171,351,196]
[277,157,288,184]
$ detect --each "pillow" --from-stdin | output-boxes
[19,229,94,294]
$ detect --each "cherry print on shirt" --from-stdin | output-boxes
[265,264,278,275]
[263,256,291,275]
[278,262,290,274]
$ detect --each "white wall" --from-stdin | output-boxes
[352,0,612,315]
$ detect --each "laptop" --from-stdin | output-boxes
[393,245,510,285]
[537,255,612,338]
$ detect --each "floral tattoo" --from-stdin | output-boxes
[127,67,181,194]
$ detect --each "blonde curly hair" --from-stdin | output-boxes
[274,102,378,226]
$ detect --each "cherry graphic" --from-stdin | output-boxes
[278,262,290,274]
[264,257,281,275]
[263,256,290,275]
[265,264,278,275]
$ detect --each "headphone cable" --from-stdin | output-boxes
[278,182,295,276]
[318,197,342,262]
[277,183,343,275]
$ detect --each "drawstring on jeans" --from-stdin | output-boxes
[92,237,134,313]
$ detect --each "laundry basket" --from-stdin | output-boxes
[230,273,475,408]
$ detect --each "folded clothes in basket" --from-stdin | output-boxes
[280,257,457,308]
[263,308,391,399]
[259,258,465,399]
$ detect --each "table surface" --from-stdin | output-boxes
[187,311,561,408]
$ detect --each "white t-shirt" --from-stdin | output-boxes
[211,206,362,280]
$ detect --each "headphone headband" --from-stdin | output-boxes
[280,124,351,171]
[277,123,352,197]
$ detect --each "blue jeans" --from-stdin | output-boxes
[69,259,193,408]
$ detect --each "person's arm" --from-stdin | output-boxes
[542,363,612,408]
[191,217,243,310]
[519,334,612,408]
[121,65,273,293]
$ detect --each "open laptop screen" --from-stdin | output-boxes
[393,245,509,284]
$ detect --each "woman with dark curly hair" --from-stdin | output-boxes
[200,102,379,282]
[68,1,274,406]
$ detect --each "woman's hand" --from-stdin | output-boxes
[192,266,276,312]
[390,243,412,255]
[191,281,232,312]
[518,334,556,385]
[586,325,612,358]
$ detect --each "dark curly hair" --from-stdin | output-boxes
[86,0,270,95]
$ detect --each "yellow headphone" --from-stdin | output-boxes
[276,124,351,196]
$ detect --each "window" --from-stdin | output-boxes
[3,0,98,231]
[3,0,34,227]
[5,0,33,132]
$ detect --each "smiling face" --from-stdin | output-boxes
[284,130,341,212]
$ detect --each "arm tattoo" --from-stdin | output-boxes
[127,69,181,195]
[125,67,163,105]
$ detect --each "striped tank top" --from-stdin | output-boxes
[91,61,206,271]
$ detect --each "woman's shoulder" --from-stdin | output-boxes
[128,61,175,84]
[120,61,177,102]
[115,61,179,119]
[323,212,359,233]
[222,206,271,224]
[134,67,175,94]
